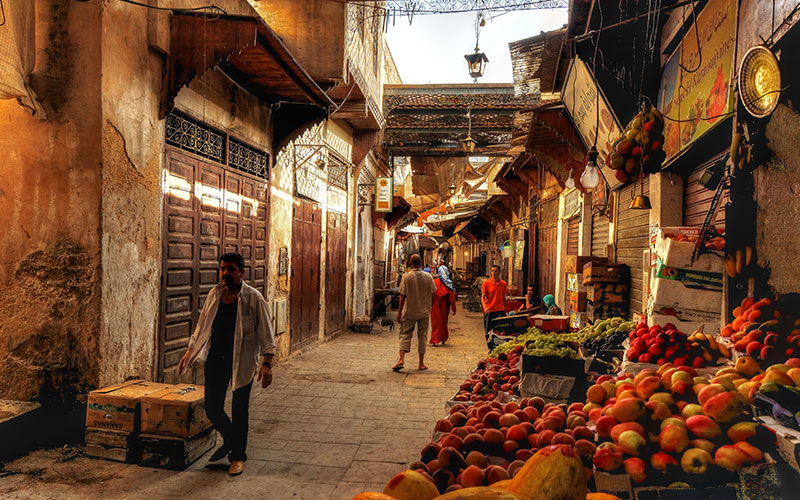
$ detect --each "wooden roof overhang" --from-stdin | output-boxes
[383,84,538,157]
[167,13,336,150]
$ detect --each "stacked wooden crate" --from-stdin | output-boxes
[85,381,213,470]
[138,384,214,470]
[583,261,631,322]
[85,380,171,463]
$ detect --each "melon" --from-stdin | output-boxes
[431,486,523,499]
[351,494,398,500]
[383,469,439,500]
[586,494,624,500]
[505,445,587,500]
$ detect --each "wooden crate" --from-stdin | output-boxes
[140,384,211,439]
[86,380,172,433]
[85,428,137,463]
[137,428,215,470]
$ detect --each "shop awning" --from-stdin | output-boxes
[167,13,336,150]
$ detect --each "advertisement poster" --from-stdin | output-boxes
[514,241,525,271]
[375,177,393,213]
[658,0,737,163]
[562,57,623,190]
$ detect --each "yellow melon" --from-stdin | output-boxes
[505,445,587,500]
[383,469,439,500]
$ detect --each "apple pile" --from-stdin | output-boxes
[626,322,724,368]
[451,347,523,402]
[412,398,595,494]
[583,363,773,486]
[722,296,800,363]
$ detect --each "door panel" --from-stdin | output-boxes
[159,148,269,382]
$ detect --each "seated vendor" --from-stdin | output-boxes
[543,294,563,316]
[516,285,545,315]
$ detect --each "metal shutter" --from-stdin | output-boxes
[566,217,580,256]
[591,211,609,257]
[684,154,728,229]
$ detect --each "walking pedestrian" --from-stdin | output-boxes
[394,253,436,371]
[481,264,508,349]
[437,258,454,291]
[177,252,275,476]
[430,273,457,346]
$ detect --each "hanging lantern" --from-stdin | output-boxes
[580,147,601,189]
[629,194,652,209]
[565,174,575,189]
[460,135,477,153]
[464,49,489,79]
[739,45,781,118]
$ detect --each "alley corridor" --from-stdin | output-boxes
[0,311,487,500]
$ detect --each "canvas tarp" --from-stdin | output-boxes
[0,0,42,115]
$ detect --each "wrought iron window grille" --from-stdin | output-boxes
[229,137,269,180]
[165,110,226,164]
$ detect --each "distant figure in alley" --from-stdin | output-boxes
[482,264,508,349]
[178,252,276,476]
[394,253,436,371]
[430,270,457,346]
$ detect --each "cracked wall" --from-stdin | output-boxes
[0,0,103,401]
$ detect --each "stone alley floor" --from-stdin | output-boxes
[0,309,488,499]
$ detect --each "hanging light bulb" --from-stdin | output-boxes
[580,147,601,189]
[565,174,575,189]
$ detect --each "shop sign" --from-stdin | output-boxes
[375,177,393,213]
[327,186,347,214]
[658,0,737,164]
[562,57,623,190]
[561,188,582,220]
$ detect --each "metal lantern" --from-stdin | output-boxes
[739,45,781,118]
[460,136,477,153]
[464,49,489,79]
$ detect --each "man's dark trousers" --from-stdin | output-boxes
[484,310,505,350]
[204,359,253,462]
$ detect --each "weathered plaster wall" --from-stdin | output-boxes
[757,104,800,294]
[248,0,346,82]
[0,0,102,401]
[98,2,164,386]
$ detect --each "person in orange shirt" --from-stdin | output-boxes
[481,264,508,349]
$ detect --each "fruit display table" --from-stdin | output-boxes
[348,305,800,500]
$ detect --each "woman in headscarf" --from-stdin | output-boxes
[430,272,457,346]
[543,294,562,315]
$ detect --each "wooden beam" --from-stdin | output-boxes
[255,32,328,109]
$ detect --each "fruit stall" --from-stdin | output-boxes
[350,304,800,500]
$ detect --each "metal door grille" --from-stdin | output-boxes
[165,111,225,164]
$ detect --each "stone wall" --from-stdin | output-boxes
[757,103,800,294]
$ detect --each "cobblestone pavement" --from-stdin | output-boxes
[0,309,488,499]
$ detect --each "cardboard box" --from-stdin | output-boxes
[568,291,587,312]
[528,315,570,332]
[583,262,628,284]
[586,283,629,305]
[521,353,585,377]
[594,470,633,499]
[653,257,723,291]
[647,302,721,323]
[649,277,722,315]
[570,310,589,329]
[566,273,585,292]
[140,384,211,439]
[138,428,215,470]
[86,380,172,433]
[565,255,607,274]
[757,416,800,474]
[587,301,628,321]
[489,314,531,335]
[650,226,724,269]
[519,373,575,400]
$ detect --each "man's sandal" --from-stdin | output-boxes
[392,363,404,372]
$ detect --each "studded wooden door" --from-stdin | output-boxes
[290,199,322,352]
[159,148,268,382]
[325,211,347,336]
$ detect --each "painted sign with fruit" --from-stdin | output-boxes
[561,57,624,190]
[657,0,737,164]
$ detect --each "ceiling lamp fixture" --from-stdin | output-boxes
[739,45,781,118]
[565,174,575,189]
[580,147,601,189]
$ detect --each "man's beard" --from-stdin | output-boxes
[224,278,242,292]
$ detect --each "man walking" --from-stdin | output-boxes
[178,252,275,476]
[481,264,508,349]
[394,253,436,371]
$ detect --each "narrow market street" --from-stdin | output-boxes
[0,311,488,500]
